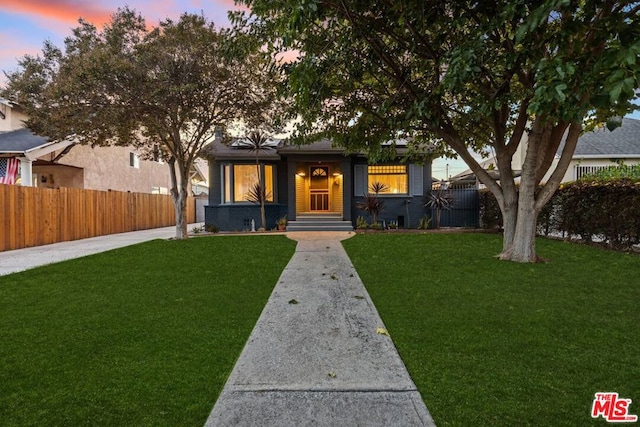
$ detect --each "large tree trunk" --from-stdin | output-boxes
[499,177,539,262]
[173,187,189,240]
[498,119,548,262]
[168,157,189,240]
[501,202,517,252]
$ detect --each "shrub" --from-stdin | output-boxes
[357,193,385,224]
[204,224,220,233]
[369,222,383,230]
[557,179,640,247]
[580,163,640,181]
[479,189,502,229]
[478,179,640,249]
[417,215,432,230]
[356,216,368,229]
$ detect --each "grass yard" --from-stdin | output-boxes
[343,233,639,426]
[0,236,296,426]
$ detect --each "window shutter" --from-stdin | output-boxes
[410,164,423,195]
[354,165,367,196]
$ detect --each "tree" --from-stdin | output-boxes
[2,8,276,239]
[234,0,640,261]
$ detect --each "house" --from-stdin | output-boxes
[447,156,522,188]
[446,117,640,186]
[203,138,433,231]
[557,117,640,181]
[0,98,208,195]
[0,127,172,193]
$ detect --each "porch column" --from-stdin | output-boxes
[342,159,352,221]
[18,157,33,187]
[287,159,297,220]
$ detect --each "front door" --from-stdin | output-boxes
[309,166,330,211]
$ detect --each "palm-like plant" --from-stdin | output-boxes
[369,181,388,194]
[246,182,272,230]
[357,181,388,225]
[425,190,454,229]
[236,130,276,230]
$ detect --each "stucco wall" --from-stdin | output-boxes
[41,144,171,193]
[33,164,84,189]
[0,105,28,132]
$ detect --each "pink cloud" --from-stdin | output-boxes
[0,0,114,26]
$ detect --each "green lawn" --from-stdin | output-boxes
[0,236,296,426]
[343,233,640,426]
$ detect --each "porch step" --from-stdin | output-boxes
[286,213,353,231]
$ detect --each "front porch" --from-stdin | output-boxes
[288,159,353,222]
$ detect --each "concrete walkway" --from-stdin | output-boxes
[0,224,202,276]
[205,232,435,426]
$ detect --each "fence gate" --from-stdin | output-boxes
[431,188,479,228]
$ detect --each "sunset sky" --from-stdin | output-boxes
[0,0,241,84]
[1,2,637,179]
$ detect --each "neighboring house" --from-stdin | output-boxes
[0,128,171,193]
[556,117,640,181]
[448,156,522,188]
[0,98,28,132]
[447,117,640,186]
[203,138,433,231]
[0,98,209,194]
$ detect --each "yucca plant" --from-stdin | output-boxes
[425,190,454,229]
[246,183,272,230]
[369,181,389,194]
[357,182,387,225]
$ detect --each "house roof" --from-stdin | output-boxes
[0,128,75,160]
[202,138,282,161]
[449,155,522,184]
[278,138,344,154]
[202,136,434,161]
[0,128,50,153]
[563,117,640,158]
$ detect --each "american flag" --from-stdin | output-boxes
[0,157,20,185]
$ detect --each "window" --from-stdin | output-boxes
[153,146,164,164]
[129,152,140,168]
[367,165,408,194]
[151,186,168,195]
[223,164,274,203]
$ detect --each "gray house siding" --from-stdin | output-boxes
[351,159,433,228]
[205,160,287,231]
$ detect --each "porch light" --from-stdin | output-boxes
[296,171,306,177]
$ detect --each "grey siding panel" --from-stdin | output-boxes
[342,159,353,220]
[354,164,366,196]
[351,195,427,229]
[410,164,423,195]
[205,204,287,231]
[208,161,222,206]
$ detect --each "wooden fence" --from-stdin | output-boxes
[0,185,195,252]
